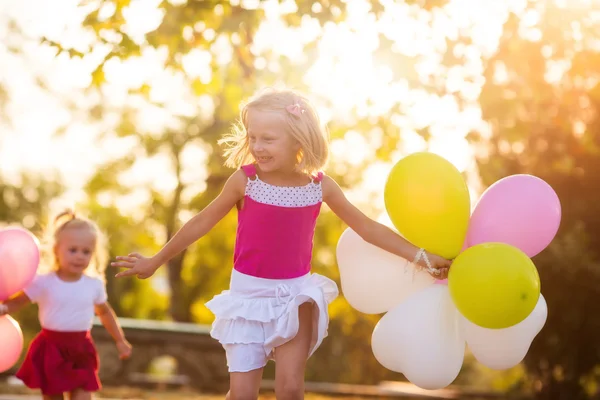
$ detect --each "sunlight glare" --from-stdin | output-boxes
[306,22,385,118]
[114,189,152,221]
[119,153,179,194]
[212,35,233,66]
[331,131,371,166]
[182,49,213,82]
[180,142,209,203]
[0,0,517,216]
[253,13,320,60]
[429,134,472,173]
[121,0,164,44]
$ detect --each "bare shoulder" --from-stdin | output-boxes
[222,169,248,198]
[229,168,248,186]
[321,175,343,202]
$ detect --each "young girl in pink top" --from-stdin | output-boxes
[0,210,132,400]
[112,89,451,400]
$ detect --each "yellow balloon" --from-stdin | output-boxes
[384,152,470,259]
[448,243,541,329]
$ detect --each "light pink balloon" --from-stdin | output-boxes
[0,228,40,301]
[467,175,561,257]
[0,315,24,372]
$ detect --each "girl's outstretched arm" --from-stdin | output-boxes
[322,176,451,278]
[112,169,247,279]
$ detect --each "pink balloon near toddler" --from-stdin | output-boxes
[0,315,24,372]
[0,228,40,301]
[466,175,561,257]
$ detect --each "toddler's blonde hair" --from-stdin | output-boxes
[39,209,108,282]
[220,88,329,175]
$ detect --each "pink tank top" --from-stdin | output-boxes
[233,164,324,279]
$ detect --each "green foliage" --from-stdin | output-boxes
[70,0,466,386]
[0,173,64,236]
[5,0,500,387]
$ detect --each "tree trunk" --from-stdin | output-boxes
[168,252,191,322]
[535,377,588,400]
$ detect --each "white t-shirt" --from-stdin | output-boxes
[24,272,107,332]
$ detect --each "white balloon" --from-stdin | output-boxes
[336,228,435,314]
[371,285,465,390]
[463,294,547,370]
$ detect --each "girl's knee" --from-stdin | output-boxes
[69,390,92,400]
[228,390,259,400]
[275,378,304,400]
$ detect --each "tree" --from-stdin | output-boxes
[472,1,600,398]
[44,0,492,384]
[0,174,64,233]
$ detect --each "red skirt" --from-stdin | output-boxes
[16,329,101,395]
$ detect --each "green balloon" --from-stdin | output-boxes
[448,243,540,329]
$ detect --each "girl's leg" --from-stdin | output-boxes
[69,388,92,400]
[42,394,64,400]
[274,302,314,400]
[227,368,264,400]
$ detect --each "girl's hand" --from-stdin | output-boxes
[111,253,159,279]
[418,252,452,280]
[116,339,132,360]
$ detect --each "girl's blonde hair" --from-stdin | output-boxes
[220,88,329,175]
[39,209,108,283]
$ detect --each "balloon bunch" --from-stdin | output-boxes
[0,228,40,373]
[336,152,560,390]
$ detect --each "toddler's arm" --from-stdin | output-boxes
[0,292,31,315]
[95,302,132,359]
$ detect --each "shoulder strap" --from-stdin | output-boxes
[312,171,324,183]
[241,164,257,178]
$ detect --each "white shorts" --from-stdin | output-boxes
[205,269,338,373]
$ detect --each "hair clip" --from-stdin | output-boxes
[54,209,76,224]
[286,103,305,117]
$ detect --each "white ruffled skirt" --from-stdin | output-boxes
[206,269,339,372]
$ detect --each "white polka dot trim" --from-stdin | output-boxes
[245,177,322,208]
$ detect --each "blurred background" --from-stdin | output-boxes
[1,0,599,398]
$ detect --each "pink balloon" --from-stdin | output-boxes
[466,175,561,257]
[0,228,40,301]
[0,315,24,372]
